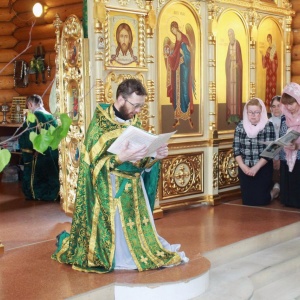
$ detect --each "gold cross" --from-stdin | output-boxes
[127,218,135,229]
[142,216,149,226]
[156,250,165,257]
[140,256,148,264]
[174,164,190,186]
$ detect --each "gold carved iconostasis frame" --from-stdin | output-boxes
[53,14,90,215]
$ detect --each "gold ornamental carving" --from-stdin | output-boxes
[138,15,146,68]
[243,9,260,45]
[94,1,106,24]
[191,1,201,15]
[213,152,218,189]
[250,82,256,99]
[96,79,105,103]
[114,0,146,8]
[283,0,292,10]
[207,0,223,21]
[174,163,191,187]
[145,0,156,37]
[135,0,146,9]
[53,14,63,114]
[58,15,86,215]
[209,81,216,101]
[146,80,154,102]
[218,0,291,14]
[218,149,239,188]
[286,15,293,52]
[161,153,203,199]
[118,0,129,6]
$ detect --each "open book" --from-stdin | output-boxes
[107,125,176,157]
[260,129,300,159]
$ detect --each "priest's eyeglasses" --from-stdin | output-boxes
[247,111,261,116]
[124,98,145,109]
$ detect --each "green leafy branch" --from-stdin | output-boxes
[0,112,72,173]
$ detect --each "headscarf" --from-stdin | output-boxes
[243,98,268,138]
[269,96,282,139]
[281,82,300,172]
[269,115,281,139]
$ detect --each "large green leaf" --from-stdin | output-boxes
[0,149,11,173]
[30,128,54,153]
[0,113,72,172]
[49,127,64,150]
[59,113,72,137]
[49,114,72,150]
[27,112,36,123]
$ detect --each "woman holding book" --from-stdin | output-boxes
[233,98,276,206]
[279,82,300,208]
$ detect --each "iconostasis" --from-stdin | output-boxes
[56,0,294,215]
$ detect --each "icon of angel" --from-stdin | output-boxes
[163,21,196,129]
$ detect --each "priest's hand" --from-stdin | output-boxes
[117,140,148,163]
[155,144,168,160]
[284,142,299,151]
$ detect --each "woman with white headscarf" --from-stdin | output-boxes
[279,82,300,208]
[233,98,276,206]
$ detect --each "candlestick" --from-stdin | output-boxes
[0,102,10,124]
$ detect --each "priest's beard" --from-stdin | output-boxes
[118,104,134,120]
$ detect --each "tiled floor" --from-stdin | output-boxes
[1,181,300,300]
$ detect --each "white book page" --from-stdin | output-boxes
[146,131,176,157]
[277,130,300,146]
[261,130,300,159]
[107,126,176,157]
[261,130,300,146]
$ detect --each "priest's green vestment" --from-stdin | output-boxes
[51,104,185,273]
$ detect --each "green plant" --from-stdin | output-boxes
[0,149,11,173]
[0,112,72,173]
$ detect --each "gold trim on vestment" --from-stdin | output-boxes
[21,148,33,154]
[132,179,166,267]
[89,129,120,162]
[88,190,102,267]
[30,156,37,199]
[93,156,110,185]
[82,144,90,165]
[53,234,71,263]
[109,165,118,267]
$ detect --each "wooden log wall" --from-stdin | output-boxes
[0,0,82,122]
[0,0,18,106]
